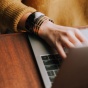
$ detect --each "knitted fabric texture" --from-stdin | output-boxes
[0,0,36,32]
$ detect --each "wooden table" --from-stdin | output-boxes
[0,33,44,88]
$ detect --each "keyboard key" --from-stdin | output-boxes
[43,60,60,65]
[48,54,62,60]
[49,77,55,82]
[41,56,48,60]
[47,71,55,76]
[54,70,59,75]
[45,65,58,71]
[48,55,56,60]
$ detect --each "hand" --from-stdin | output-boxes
[38,20,88,59]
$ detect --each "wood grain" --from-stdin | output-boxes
[0,33,43,88]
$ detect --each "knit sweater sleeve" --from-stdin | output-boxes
[0,0,36,32]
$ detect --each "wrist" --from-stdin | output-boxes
[24,11,54,34]
[38,20,55,38]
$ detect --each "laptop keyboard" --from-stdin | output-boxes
[41,54,63,83]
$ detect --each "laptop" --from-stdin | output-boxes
[28,28,88,88]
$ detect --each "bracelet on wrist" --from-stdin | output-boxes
[25,11,54,35]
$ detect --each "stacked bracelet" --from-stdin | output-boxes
[25,12,53,34]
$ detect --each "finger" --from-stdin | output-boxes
[60,35,75,48]
[56,42,66,59]
[74,29,88,42]
[67,31,82,45]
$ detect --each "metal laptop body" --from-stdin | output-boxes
[28,28,88,88]
[28,34,58,88]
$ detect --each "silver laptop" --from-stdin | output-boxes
[28,28,88,88]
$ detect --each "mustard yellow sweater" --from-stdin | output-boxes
[0,0,36,32]
[0,0,88,32]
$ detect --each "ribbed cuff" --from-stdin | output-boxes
[1,1,36,32]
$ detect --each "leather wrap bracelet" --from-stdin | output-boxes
[25,12,53,34]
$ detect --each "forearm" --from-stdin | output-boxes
[0,0,36,32]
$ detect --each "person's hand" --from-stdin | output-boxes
[38,20,88,59]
